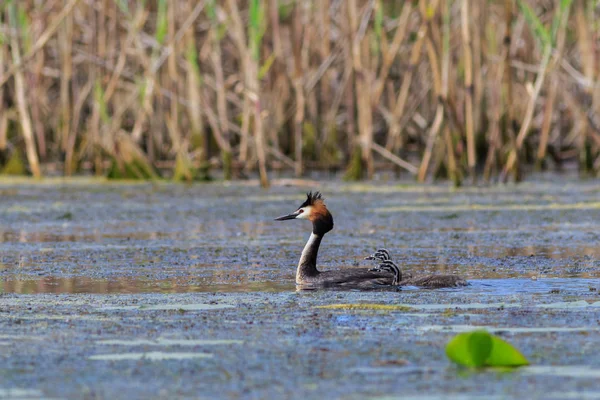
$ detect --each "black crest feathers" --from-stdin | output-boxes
[300,191,323,208]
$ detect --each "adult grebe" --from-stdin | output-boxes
[275,192,396,289]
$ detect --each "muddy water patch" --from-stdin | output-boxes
[89,351,214,361]
[98,303,234,311]
[370,396,507,400]
[96,339,243,346]
[3,313,119,322]
[380,300,600,312]
[461,279,599,295]
[0,388,58,399]
[416,325,600,334]
[1,276,295,294]
[522,366,600,379]
[0,334,45,341]
[373,201,600,213]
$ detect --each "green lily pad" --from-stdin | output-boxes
[446,330,529,368]
[486,335,530,367]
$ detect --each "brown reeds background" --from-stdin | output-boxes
[0,0,598,186]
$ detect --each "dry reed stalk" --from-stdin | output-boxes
[185,23,204,157]
[471,1,485,135]
[461,0,475,181]
[440,0,459,186]
[425,38,441,105]
[292,4,305,177]
[268,0,282,58]
[208,17,232,177]
[89,76,103,175]
[27,11,47,162]
[574,0,595,91]
[302,4,318,158]
[264,0,284,158]
[503,47,551,176]
[371,1,412,106]
[90,2,107,175]
[134,0,206,162]
[505,0,572,176]
[0,35,6,152]
[371,142,417,174]
[348,0,374,178]
[104,6,147,102]
[59,1,73,157]
[226,0,269,187]
[130,4,162,145]
[417,104,444,182]
[318,0,332,109]
[483,51,505,181]
[65,81,93,176]
[251,79,269,188]
[225,0,250,165]
[166,1,181,153]
[417,0,450,183]
[535,1,572,167]
[202,92,230,153]
[8,2,40,177]
[535,73,558,166]
[386,0,438,153]
[385,26,425,152]
[502,0,516,168]
[573,0,596,171]
[443,126,458,183]
[343,45,357,168]
[0,0,81,89]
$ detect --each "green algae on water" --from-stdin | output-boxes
[316,303,413,311]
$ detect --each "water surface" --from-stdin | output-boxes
[1,178,599,293]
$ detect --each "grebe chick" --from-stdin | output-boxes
[365,248,413,280]
[275,192,397,289]
[371,260,401,285]
[371,260,468,288]
[365,248,391,262]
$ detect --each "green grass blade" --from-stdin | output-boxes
[155,0,168,45]
[550,0,574,45]
[517,0,551,47]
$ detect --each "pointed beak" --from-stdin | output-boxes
[275,211,299,221]
[364,255,376,260]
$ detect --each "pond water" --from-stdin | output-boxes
[2,177,600,399]
[1,177,599,293]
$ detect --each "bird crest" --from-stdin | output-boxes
[299,191,323,208]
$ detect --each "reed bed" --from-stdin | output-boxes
[0,0,598,186]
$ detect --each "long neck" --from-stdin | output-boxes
[296,232,323,283]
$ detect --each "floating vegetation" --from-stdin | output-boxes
[316,303,413,312]
[445,330,529,368]
[100,303,235,311]
[57,211,74,220]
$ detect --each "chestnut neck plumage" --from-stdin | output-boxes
[296,211,333,284]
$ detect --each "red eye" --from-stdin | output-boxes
[297,209,304,214]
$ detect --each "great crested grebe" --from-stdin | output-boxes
[366,248,468,288]
[275,192,397,289]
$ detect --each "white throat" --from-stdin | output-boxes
[296,232,322,283]
[300,233,319,263]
